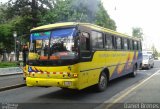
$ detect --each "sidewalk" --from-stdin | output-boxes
[0,67,23,76]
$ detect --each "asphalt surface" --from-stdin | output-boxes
[0,60,160,109]
[122,71,160,102]
[0,74,25,90]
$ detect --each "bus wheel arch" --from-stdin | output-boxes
[102,68,110,82]
[139,63,142,70]
[135,63,137,69]
[130,63,137,77]
[95,68,109,92]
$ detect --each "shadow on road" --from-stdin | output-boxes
[36,74,134,101]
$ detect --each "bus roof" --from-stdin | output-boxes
[31,22,140,41]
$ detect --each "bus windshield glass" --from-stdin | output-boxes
[30,28,77,60]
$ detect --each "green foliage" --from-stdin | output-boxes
[0,62,18,68]
[151,45,159,57]
[0,3,7,24]
[95,3,116,30]
[132,27,143,39]
[0,16,24,51]
[0,22,14,51]
[39,0,116,30]
[0,0,117,52]
[154,49,158,57]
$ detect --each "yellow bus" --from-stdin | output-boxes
[25,22,142,91]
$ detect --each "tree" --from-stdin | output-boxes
[39,0,117,30]
[154,49,158,57]
[132,27,143,39]
[0,3,7,24]
[95,3,116,30]
[151,45,158,58]
[0,16,23,51]
[0,0,117,52]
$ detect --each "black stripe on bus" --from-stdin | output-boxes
[80,67,103,72]
[80,62,133,72]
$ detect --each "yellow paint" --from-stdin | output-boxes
[28,52,39,60]
[26,51,137,90]
[26,22,140,90]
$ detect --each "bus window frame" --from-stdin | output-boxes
[127,39,130,50]
[91,30,104,50]
[77,26,92,60]
[133,40,138,50]
[104,34,114,50]
[115,36,122,50]
[130,40,133,51]
[121,38,124,50]
[123,38,129,51]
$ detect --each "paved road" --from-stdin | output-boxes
[0,74,25,89]
[0,60,160,109]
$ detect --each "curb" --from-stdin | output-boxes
[0,84,26,92]
[0,67,23,76]
[0,73,23,77]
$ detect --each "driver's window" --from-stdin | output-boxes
[80,32,91,57]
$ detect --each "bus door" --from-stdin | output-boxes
[77,26,92,87]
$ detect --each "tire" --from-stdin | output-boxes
[147,64,151,70]
[130,65,137,77]
[139,63,142,70]
[61,88,71,91]
[151,63,154,68]
[96,72,108,92]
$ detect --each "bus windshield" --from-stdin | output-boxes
[30,28,78,60]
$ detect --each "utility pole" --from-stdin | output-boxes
[13,31,17,61]
[31,0,38,27]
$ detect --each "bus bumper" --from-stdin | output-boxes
[26,77,78,89]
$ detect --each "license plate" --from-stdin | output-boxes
[64,81,72,86]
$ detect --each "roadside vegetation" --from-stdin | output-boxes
[0,62,18,68]
[0,0,158,61]
[0,0,116,52]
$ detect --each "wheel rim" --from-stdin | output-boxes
[134,66,137,76]
[100,75,106,89]
[134,70,137,75]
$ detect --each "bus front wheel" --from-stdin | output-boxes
[96,72,108,92]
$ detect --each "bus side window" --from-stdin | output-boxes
[80,32,91,57]
[127,39,130,50]
[105,34,113,50]
[134,41,138,50]
[137,41,141,51]
[130,40,133,50]
[91,31,103,49]
[121,38,124,50]
[116,37,122,50]
[139,41,142,51]
[124,38,128,50]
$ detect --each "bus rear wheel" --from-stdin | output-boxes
[130,65,137,77]
[96,72,108,92]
